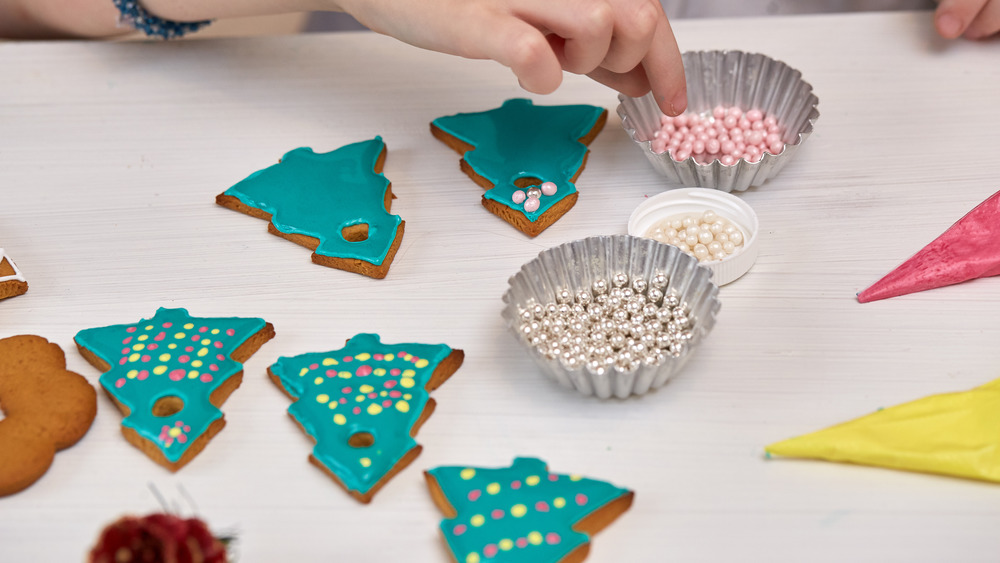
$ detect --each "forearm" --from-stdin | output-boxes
[0,0,126,38]
[138,0,339,21]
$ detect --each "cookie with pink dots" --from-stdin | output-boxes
[432,99,607,237]
[74,308,275,471]
[425,457,634,563]
[268,333,464,503]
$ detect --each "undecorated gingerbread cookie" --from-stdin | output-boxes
[74,308,275,471]
[0,248,28,301]
[0,335,97,497]
[268,333,464,503]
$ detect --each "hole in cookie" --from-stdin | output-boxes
[514,176,542,188]
[341,223,370,243]
[152,395,185,417]
[348,431,375,448]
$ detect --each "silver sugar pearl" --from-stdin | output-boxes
[640,332,657,347]
[556,303,571,315]
[606,295,622,309]
[642,353,660,366]
[572,335,586,346]
[612,272,629,287]
[594,293,609,305]
[656,307,673,323]
[592,278,609,295]
[646,288,664,305]
[651,272,669,289]
[631,278,648,294]
[550,324,564,335]
[625,299,642,315]
[599,319,616,334]
[656,332,674,348]
[559,354,580,370]
[586,303,605,320]
[673,314,690,328]
[519,308,533,322]
[532,303,546,319]
[630,313,645,325]
[679,330,693,342]
[586,359,607,376]
[664,292,681,308]
[546,303,559,316]
[609,332,626,349]
[575,290,593,305]
[612,309,629,323]
[629,324,646,338]
[590,331,606,343]
[527,187,543,199]
[556,288,573,304]
[571,303,586,316]
[642,303,659,318]
[621,287,634,299]
[629,342,647,356]
[615,320,631,334]
[609,287,624,300]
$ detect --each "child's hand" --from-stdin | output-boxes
[935,0,1000,39]
[340,0,687,115]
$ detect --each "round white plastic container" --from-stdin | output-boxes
[627,188,759,286]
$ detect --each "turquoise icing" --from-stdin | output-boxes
[428,457,631,563]
[223,137,401,265]
[269,333,454,496]
[432,99,605,222]
[73,308,267,464]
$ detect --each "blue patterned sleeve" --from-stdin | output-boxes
[112,0,211,38]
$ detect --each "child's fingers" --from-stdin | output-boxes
[471,12,565,93]
[934,0,989,38]
[513,0,615,75]
[639,17,687,115]
[600,0,662,74]
[963,0,1000,38]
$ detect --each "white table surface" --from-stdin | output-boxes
[2,10,1000,562]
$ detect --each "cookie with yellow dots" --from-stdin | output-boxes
[268,333,464,503]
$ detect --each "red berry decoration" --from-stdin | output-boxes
[87,513,227,563]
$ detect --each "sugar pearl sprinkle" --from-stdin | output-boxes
[644,210,744,263]
[517,272,695,375]
[650,106,785,165]
[512,182,558,213]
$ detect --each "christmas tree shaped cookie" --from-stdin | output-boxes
[766,377,1000,483]
[858,189,1000,302]
[217,137,404,279]
[0,248,28,300]
[74,308,275,471]
[432,99,607,237]
[268,333,464,503]
[425,458,634,563]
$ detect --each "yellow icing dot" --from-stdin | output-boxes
[211,329,220,335]
[402,369,416,377]
[367,404,383,415]
[380,391,388,397]
[328,402,337,410]
[383,354,394,361]
[470,515,485,527]
[526,475,540,486]
[314,377,324,385]
[359,384,374,393]
[183,323,194,329]
[126,370,138,379]
[553,497,566,508]
[322,358,338,366]
[169,427,181,437]
[168,343,177,350]
[400,377,415,389]
[338,371,352,379]
[192,360,203,368]
[132,344,145,351]
[569,474,582,481]
[466,554,480,563]
[197,348,208,357]
[510,504,527,518]
[415,359,429,368]
[128,353,140,362]
[355,395,366,402]
[200,339,211,346]
[360,457,372,467]
[403,354,413,361]
[486,482,500,495]
[333,414,346,425]
[137,334,149,342]
[374,368,386,376]
[159,353,171,362]
[528,532,543,545]
[316,394,330,404]
[403,394,412,400]
[299,367,309,376]
[187,370,199,379]
[153,366,167,375]
[499,539,513,551]
[144,325,153,331]
[460,468,476,480]
[174,332,186,339]
[395,400,410,413]
[355,353,371,361]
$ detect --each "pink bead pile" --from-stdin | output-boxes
[650,106,785,165]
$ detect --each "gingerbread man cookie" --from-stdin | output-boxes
[0,335,97,497]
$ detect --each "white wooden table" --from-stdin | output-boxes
[2,10,1000,562]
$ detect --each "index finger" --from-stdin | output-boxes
[640,17,687,116]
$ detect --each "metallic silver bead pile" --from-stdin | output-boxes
[516,272,694,375]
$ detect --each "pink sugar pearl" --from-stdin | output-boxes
[540,182,557,196]
[512,190,526,204]
[524,196,540,212]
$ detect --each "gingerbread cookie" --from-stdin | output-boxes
[74,308,275,471]
[0,248,28,301]
[217,137,404,279]
[431,99,607,237]
[425,458,634,563]
[268,333,464,503]
[0,335,97,497]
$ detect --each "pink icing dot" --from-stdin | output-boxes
[118,358,127,365]
[373,354,384,361]
[185,346,194,352]
[575,493,588,505]
[169,369,185,381]
[511,190,526,204]
[122,337,133,345]
[121,348,130,355]
[356,365,373,377]
[191,335,200,341]
[384,380,397,389]
[147,344,158,351]
[214,341,223,348]
[516,538,528,548]
[177,435,188,444]
[352,406,361,415]
[483,545,499,558]
[382,399,392,408]
[511,480,521,489]
[115,378,126,388]
[326,369,337,377]
[398,351,407,356]
[184,425,190,432]
[216,354,225,361]
[199,326,208,332]
[535,501,549,512]
[339,398,347,404]
[367,393,377,399]
[548,474,558,481]
[390,368,401,376]
[137,370,149,380]
[179,355,190,363]
[200,374,213,383]
[490,509,504,519]
[141,355,150,362]
[209,364,219,372]
[342,386,353,394]
[453,524,467,536]
[540,181,557,196]
[342,356,353,362]
[309,363,319,370]
[163,322,173,328]
[389,390,402,398]
[226,329,235,336]
[545,533,561,545]
[126,327,137,333]
[468,490,481,501]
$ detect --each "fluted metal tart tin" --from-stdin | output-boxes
[618,50,819,191]
[501,235,721,399]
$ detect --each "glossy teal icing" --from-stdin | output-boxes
[223,137,401,265]
[428,457,631,563]
[269,333,454,496]
[432,99,605,222]
[74,308,267,464]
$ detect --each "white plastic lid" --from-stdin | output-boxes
[627,188,759,286]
